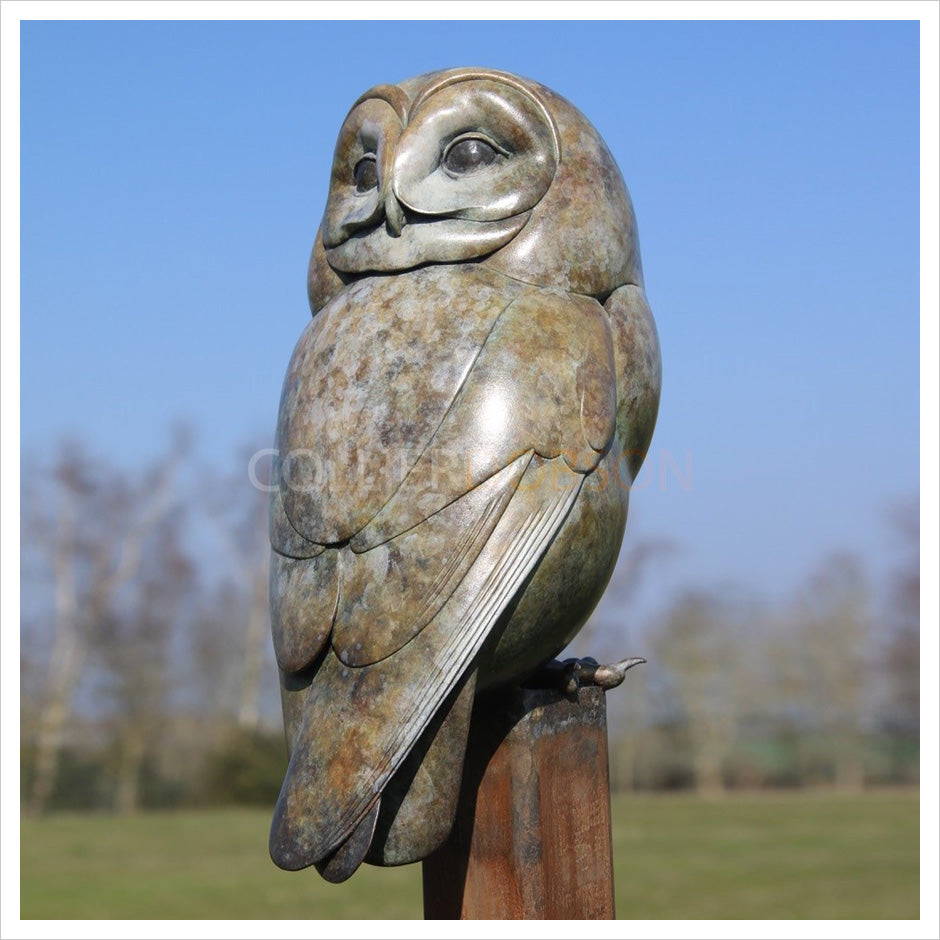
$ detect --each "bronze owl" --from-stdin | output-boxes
[269,67,661,882]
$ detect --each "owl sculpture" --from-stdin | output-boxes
[269,67,661,883]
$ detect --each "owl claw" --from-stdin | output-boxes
[527,655,646,692]
[588,656,647,689]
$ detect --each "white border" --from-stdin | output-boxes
[3,4,937,939]
[1,0,939,21]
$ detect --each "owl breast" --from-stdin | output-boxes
[276,264,528,544]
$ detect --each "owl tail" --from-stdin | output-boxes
[283,668,478,883]
[365,668,477,867]
[314,798,380,883]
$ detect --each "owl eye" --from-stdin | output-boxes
[354,155,378,193]
[442,135,504,176]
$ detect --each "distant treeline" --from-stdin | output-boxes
[20,435,919,813]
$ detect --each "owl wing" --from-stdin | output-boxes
[274,264,530,546]
[269,279,618,874]
[270,454,585,872]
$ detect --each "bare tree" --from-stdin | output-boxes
[796,552,872,790]
[650,589,753,795]
[96,509,194,813]
[881,498,919,738]
[201,448,271,731]
[24,433,188,815]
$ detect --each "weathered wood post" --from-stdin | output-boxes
[422,684,617,919]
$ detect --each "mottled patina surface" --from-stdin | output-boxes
[269,67,661,881]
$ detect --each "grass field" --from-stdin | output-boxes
[20,790,919,920]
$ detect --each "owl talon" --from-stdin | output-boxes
[527,655,645,692]
[588,656,647,689]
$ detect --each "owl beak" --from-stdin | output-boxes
[384,189,406,238]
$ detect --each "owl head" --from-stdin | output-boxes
[308,67,643,311]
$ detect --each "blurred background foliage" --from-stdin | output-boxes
[19,432,919,817]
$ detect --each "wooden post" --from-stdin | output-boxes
[422,685,615,919]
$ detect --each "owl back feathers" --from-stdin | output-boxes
[270,265,623,677]
[276,265,527,545]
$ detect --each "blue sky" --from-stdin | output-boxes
[18,18,923,621]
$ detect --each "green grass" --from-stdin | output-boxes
[612,791,919,919]
[20,790,918,919]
